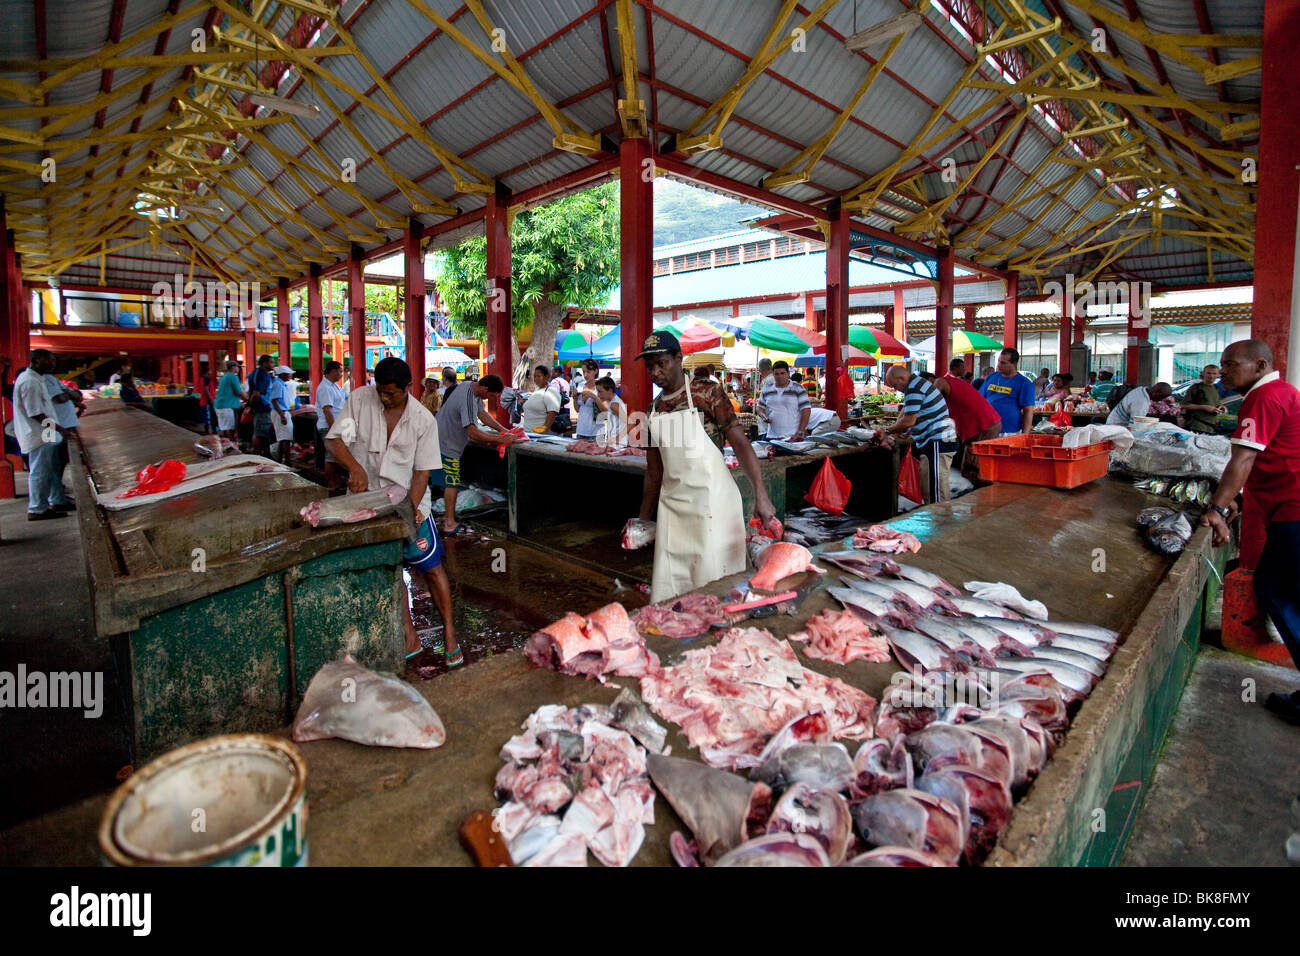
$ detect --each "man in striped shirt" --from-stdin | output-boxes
[885,365,958,504]
[758,360,812,440]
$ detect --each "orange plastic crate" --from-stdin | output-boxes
[971,433,1113,489]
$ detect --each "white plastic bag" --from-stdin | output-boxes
[1062,423,1134,453]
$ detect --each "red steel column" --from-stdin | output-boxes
[404,219,426,396]
[892,287,906,344]
[276,277,291,370]
[1059,294,1073,376]
[963,306,977,375]
[1253,0,1300,379]
[935,246,954,375]
[307,264,324,392]
[191,352,201,390]
[804,292,816,330]
[619,138,653,415]
[824,203,849,416]
[485,184,513,389]
[1003,274,1019,349]
[1125,284,1149,385]
[348,245,366,388]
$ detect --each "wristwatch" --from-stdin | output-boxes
[1209,504,1232,520]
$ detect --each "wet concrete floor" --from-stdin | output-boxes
[1122,646,1300,867]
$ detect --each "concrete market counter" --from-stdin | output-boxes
[69,405,411,762]
[5,475,1223,866]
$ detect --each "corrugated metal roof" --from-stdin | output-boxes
[0,0,1260,293]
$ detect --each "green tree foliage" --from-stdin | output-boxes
[436,183,620,383]
[365,283,399,317]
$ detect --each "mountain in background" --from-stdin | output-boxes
[653,178,770,248]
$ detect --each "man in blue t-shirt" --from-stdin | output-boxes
[979,347,1037,435]
[246,354,276,456]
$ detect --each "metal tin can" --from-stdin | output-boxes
[99,734,308,867]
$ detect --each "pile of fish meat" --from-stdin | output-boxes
[292,657,446,749]
[567,440,647,458]
[789,609,891,665]
[300,485,406,528]
[750,541,823,591]
[633,593,728,638]
[647,667,1078,866]
[852,524,922,553]
[524,603,660,681]
[493,693,666,866]
[639,627,876,770]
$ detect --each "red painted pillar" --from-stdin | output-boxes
[619,138,653,415]
[276,277,291,371]
[306,264,323,392]
[1125,285,1149,385]
[824,203,849,416]
[805,293,817,331]
[191,352,201,390]
[485,184,513,390]
[892,287,906,342]
[404,218,426,396]
[963,306,977,375]
[1059,295,1073,376]
[935,246,954,375]
[348,245,366,389]
[1253,0,1300,379]
[1003,273,1019,349]
[243,293,257,370]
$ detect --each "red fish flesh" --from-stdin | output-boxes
[633,593,728,638]
[524,604,660,681]
[750,542,821,591]
[789,608,891,665]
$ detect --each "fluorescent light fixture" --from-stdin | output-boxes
[249,93,320,119]
[844,9,924,52]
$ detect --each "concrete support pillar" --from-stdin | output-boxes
[348,245,366,389]
[824,202,849,417]
[619,138,654,414]
[307,264,323,392]
[1253,0,1300,379]
[276,277,291,371]
[485,184,513,390]
[935,246,954,375]
[404,218,426,395]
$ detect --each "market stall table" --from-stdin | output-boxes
[2,476,1223,866]
[68,404,413,762]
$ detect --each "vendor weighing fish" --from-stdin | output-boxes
[630,331,778,603]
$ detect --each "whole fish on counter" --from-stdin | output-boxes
[892,564,960,596]
[820,550,902,579]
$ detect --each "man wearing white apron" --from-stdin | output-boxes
[634,332,778,603]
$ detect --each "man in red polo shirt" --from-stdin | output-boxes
[944,358,1002,482]
[1201,339,1300,725]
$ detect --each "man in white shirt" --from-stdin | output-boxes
[270,366,296,462]
[758,360,812,440]
[1106,381,1172,428]
[326,357,463,667]
[13,350,71,520]
[314,360,347,488]
[43,370,80,510]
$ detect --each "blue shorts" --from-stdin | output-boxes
[403,515,444,571]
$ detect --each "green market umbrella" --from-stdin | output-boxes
[848,325,910,356]
[746,316,815,354]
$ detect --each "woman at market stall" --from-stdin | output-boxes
[521,365,560,433]
[634,331,778,603]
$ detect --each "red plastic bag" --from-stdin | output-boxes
[898,448,922,503]
[117,459,187,499]
[1049,408,1073,428]
[805,457,852,515]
